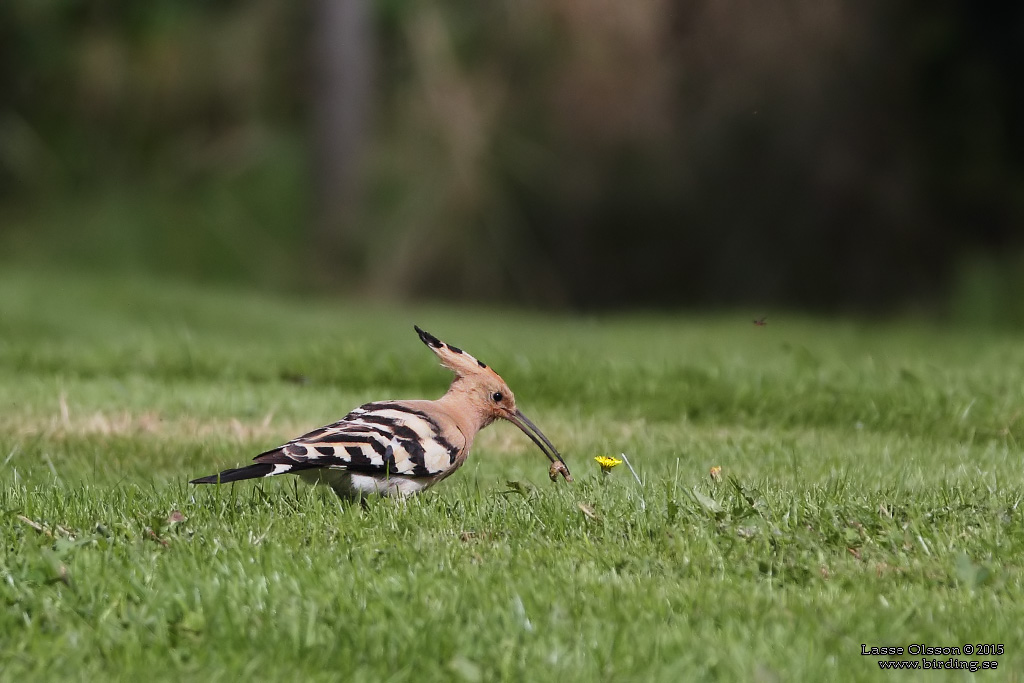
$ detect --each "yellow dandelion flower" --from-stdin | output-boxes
[594,456,623,473]
[709,466,723,482]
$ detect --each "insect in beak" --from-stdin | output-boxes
[505,409,572,481]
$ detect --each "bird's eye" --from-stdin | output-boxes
[492,392,503,402]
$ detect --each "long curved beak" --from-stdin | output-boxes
[505,410,572,480]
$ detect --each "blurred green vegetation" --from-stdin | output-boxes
[1,0,1022,316]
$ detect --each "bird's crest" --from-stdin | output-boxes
[415,325,497,379]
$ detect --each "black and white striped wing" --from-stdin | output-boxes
[254,401,462,479]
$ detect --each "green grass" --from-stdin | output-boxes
[2,269,1024,681]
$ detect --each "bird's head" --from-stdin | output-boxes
[414,325,571,480]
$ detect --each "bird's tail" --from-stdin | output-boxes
[190,462,292,485]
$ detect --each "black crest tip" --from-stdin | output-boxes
[414,325,443,348]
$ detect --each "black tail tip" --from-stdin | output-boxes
[189,475,216,485]
[414,325,442,348]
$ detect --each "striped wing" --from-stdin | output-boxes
[254,401,462,478]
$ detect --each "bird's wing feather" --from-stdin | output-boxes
[254,401,463,478]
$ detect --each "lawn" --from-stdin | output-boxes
[2,268,1023,681]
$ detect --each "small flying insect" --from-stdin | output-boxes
[753,316,768,327]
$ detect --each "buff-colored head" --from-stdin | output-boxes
[414,325,571,480]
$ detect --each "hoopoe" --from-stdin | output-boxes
[191,326,571,498]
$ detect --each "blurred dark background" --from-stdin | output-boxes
[1,1,1022,319]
